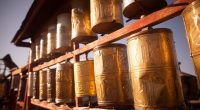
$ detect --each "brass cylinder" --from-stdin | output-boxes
[56,62,74,104]
[27,72,33,97]
[56,13,72,52]
[33,71,39,99]
[11,74,20,91]
[182,0,200,88]
[74,60,96,97]
[39,32,47,59]
[93,44,133,108]
[123,0,167,19]
[71,0,97,44]
[17,74,27,101]
[39,70,47,100]
[47,68,56,102]
[90,0,123,34]
[35,38,40,61]
[47,24,57,54]
[127,28,184,110]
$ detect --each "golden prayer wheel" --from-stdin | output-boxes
[17,74,27,101]
[35,38,40,61]
[182,0,200,88]
[71,0,97,44]
[27,72,33,97]
[47,68,56,102]
[33,71,39,99]
[11,74,20,91]
[123,0,167,19]
[56,13,72,53]
[39,70,47,100]
[47,24,57,54]
[90,0,123,34]
[56,62,74,104]
[74,60,96,97]
[127,28,185,110]
[93,44,133,108]
[39,32,47,59]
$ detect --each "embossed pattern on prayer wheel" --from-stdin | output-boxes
[182,0,200,88]
[74,60,96,97]
[71,0,97,44]
[33,71,39,99]
[90,0,123,34]
[56,62,74,104]
[93,44,133,107]
[127,28,184,110]
[39,70,47,100]
[56,13,72,52]
[47,68,56,102]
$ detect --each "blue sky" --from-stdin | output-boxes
[0,0,196,75]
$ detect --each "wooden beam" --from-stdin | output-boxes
[32,0,191,72]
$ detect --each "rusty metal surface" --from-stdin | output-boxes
[39,70,47,100]
[33,71,39,99]
[93,43,133,107]
[47,68,56,102]
[90,0,123,34]
[182,0,200,88]
[56,13,72,52]
[74,60,96,97]
[55,62,74,104]
[47,24,56,54]
[127,28,184,109]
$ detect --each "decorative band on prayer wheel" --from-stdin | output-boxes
[90,0,123,34]
[47,68,56,102]
[127,28,185,110]
[93,43,133,108]
[182,0,200,89]
[56,62,74,104]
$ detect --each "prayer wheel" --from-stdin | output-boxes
[71,0,97,44]
[47,68,56,102]
[93,44,133,108]
[17,74,27,101]
[56,62,74,104]
[39,32,47,59]
[27,72,33,97]
[74,60,96,101]
[47,24,57,54]
[33,71,39,99]
[127,28,185,110]
[90,0,123,34]
[123,0,167,19]
[56,13,72,53]
[182,0,200,88]
[30,41,36,62]
[39,70,47,100]
[11,74,20,91]
[35,38,40,61]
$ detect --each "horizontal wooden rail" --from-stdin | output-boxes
[12,0,193,73]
